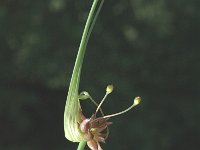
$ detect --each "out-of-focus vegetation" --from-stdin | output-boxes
[0,0,200,150]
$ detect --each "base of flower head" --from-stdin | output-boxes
[79,111,112,150]
[78,85,141,150]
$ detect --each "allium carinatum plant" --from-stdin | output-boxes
[64,0,141,150]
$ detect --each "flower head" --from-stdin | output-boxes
[77,85,141,150]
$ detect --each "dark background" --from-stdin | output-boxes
[0,0,200,150]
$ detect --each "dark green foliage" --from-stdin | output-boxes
[0,0,200,149]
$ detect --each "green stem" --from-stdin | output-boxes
[71,0,101,88]
[77,141,87,150]
[68,0,104,106]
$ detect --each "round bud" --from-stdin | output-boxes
[134,96,141,105]
[106,85,114,94]
[79,91,90,100]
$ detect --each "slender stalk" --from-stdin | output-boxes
[77,141,87,150]
[71,0,100,86]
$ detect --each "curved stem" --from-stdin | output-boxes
[77,141,87,150]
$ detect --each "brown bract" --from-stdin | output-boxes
[79,112,112,150]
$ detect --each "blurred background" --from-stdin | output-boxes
[0,0,200,150]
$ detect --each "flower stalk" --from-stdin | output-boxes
[77,141,87,150]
